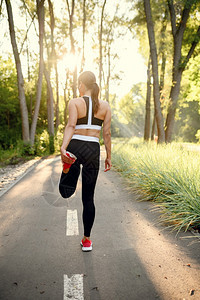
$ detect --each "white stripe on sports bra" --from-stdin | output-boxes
[88,96,92,126]
[71,134,99,143]
[75,124,102,130]
[75,95,102,131]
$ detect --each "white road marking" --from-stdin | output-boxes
[66,209,79,236]
[64,274,84,300]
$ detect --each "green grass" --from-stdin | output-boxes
[112,138,200,233]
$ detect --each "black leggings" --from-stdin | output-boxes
[59,139,100,237]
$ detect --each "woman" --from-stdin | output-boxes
[59,71,111,252]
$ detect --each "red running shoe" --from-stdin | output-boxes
[81,238,93,252]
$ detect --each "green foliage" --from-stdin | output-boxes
[0,140,35,166]
[174,53,200,142]
[54,124,65,154]
[34,130,50,155]
[0,56,50,149]
[174,100,200,142]
[112,139,200,232]
[116,83,146,137]
[0,57,22,148]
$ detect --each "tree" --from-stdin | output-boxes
[5,0,30,143]
[143,0,165,143]
[30,0,45,145]
[44,66,54,152]
[103,5,121,103]
[99,0,107,97]
[66,0,77,98]
[81,0,86,72]
[144,55,151,141]
[47,0,59,130]
[151,6,169,140]
[165,0,200,142]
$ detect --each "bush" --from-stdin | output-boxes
[54,124,65,154]
[112,139,200,232]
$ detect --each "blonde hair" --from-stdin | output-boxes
[78,71,100,113]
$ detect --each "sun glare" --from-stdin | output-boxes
[57,52,80,87]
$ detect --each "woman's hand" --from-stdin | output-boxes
[60,147,75,165]
[104,158,112,172]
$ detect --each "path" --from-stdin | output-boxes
[0,152,200,300]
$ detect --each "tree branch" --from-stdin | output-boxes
[182,25,200,70]
[66,0,70,17]
[71,0,75,17]
[167,0,176,37]
[47,0,55,30]
[176,1,193,38]
[0,0,3,16]
[19,15,36,54]
[21,0,38,36]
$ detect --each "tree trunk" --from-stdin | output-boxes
[149,9,167,141]
[159,7,168,96]
[44,66,54,153]
[64,87,67,126]
[104,6,118,102]
[45,0,56,147]
[44,66,54,136]
[5,0,30,143]
[0,0,3,16]
[165,70,182,142]
[48,0,59,129]
[144,56,151,141]
[143,0,165,143]
[151,111,156,140]
[160,53,166,94]
[30,0,45,145]
[105,44,111,102]
[66,0,77,98]
[165,0,200,143]
[72,65,77,98]
[25,9,33,123]
[99,0,106,97]
[55,63,60,129]
[81,0,86,72]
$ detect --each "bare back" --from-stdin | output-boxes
[73,97,110,138]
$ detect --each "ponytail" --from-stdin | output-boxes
[91,82,100,114]
[78,71,100,114]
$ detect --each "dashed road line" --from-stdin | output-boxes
[64,274,84,300]
[66,209,79,236]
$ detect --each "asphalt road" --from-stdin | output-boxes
[0,153,200,300]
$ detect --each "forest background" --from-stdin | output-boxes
[0,0,200,162]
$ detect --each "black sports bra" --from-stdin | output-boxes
[75,96,103,131]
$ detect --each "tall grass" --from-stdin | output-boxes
[112,138,200,232]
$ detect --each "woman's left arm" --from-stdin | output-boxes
[60,99,77,164]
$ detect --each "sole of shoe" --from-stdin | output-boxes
[82,245,92,252]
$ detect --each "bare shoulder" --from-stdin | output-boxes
[99,99,111,111]
[69,97,83,106]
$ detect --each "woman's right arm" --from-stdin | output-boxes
[103,103,112,172]
[60,99,77,164]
